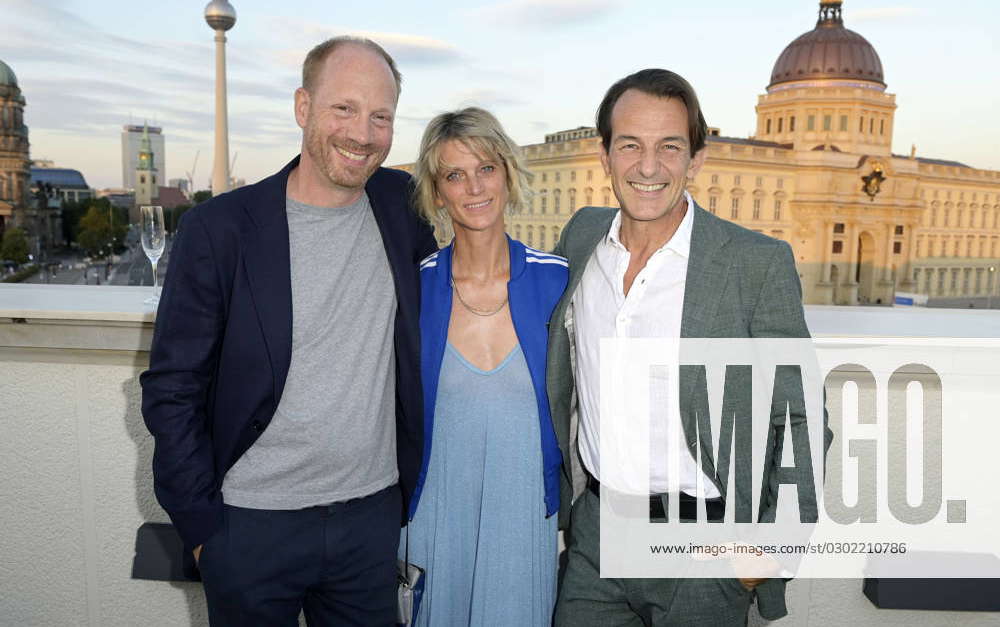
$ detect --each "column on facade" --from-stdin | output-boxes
[818,218,832,282]
[882,226,895,282]
[900,224,916,288]
[844,221,859,285]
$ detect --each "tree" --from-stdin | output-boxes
[61,199,86,244]
[192,190,212,204]
[1,227,30,264]
[77,202,128,257]
[165,204,192,233]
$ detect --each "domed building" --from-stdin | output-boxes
[0,58,31,242]
[398,1,1000,306]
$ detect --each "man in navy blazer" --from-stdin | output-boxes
[140,37,436,626]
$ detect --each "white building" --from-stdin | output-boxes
[120,124,165,190]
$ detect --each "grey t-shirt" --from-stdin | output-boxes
[222,193,398,509]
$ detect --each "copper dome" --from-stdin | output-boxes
[769,1,884,89]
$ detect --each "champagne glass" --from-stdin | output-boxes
[141,205,165,305]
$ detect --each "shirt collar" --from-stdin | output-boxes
[606,190,695,258]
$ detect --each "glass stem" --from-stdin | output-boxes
[151,260,159,290]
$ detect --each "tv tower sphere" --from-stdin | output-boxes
[204,0,236,31]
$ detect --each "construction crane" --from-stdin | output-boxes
[185,149,201,200]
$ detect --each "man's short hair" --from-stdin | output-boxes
[302,36,402,97]
[413,107,532,225]
[596,68,707,156]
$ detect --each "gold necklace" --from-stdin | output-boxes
[450,261,508,317]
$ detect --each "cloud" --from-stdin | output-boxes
[449,88,527,109]
[469,0,628,28]
[265,18,462,68]
[850,7,926,22]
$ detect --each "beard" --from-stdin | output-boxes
[303,120,388,193]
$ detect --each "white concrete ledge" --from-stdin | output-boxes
[0,284,155,354]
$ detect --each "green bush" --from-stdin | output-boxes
[1,227,30,264]
[2,264,39,283]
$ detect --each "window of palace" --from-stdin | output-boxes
[958,209,964,227]
[753,198,761,219]
[954,240,961,256]
[585,188,593,205]
[734,175,741,186]
[895,225,904,235]
[553,227,560,243]
[756,176,763,187]
[944,210,950,227]
[766,119,772,134]
[515,224,522,240]
[880,119,885,135]
[542,172,547,183]
[571,171,576,182]
[832,241,844,254]
[834,223,845,234]
[709,196,718,213]
[869,118,874,134]
[587,170,593,181]
[790,116,796,131]
[554,190,561,213]
[860,116,865,133]
[984,211,990,229]
[778,118,783,133]
[774,199,782,220]
[823,115,832,131]
[569,189,576,211]
[731,197,740,220]
[540,197,547,214]
[777,178,784,189]
[527,226,534,246]
[539,229,547,250]
[602,188,611,205]
[807,115,815,131]
[893,241,902,254]
[555,171,561,182]
[711,174,719,184]
[840,115,848,131]
[528,197,534,213]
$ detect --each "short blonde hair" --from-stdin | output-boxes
[413,107,532,225]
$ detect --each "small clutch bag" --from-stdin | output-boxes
[397,526,425,626]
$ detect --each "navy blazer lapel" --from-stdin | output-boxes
[365,168,409,295]
[242,157,297,403]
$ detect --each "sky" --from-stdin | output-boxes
[1,0,998,191]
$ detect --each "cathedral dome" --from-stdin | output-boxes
[769,1,884,90]
[0,59,18,87]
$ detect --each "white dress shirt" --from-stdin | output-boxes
[572,191,720,497]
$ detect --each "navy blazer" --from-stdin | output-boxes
[140,156,437,562]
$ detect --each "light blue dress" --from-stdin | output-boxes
[403,342,558,626]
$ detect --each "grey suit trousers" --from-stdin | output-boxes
[554,490,753,627]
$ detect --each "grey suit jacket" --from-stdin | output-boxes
[545,201,832,620]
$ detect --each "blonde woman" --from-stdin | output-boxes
[403,107,568,625]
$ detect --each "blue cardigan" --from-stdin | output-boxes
[410,237,568,519]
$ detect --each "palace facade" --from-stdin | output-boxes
[397,1,1000,305]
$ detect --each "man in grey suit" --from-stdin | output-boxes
[549,69,830,625]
